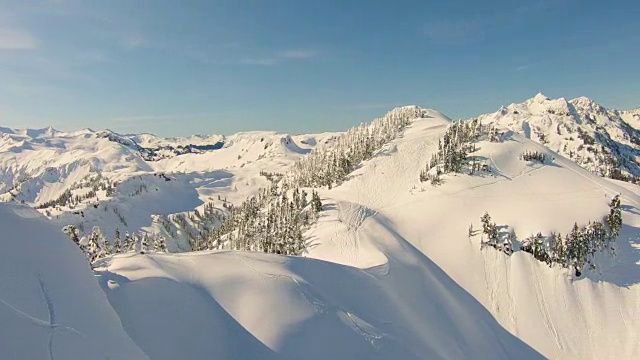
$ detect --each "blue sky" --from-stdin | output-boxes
[0,0,638,137]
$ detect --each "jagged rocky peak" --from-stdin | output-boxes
[476,93,640,183]
[569,96,607,116]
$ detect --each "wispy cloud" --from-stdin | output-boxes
[240,58,278,66]
[277,49,319,59]
[0,28,39,50]
[240,48,321,66]
[123,33,150,49]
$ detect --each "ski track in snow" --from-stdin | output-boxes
[529,262,565,351]
[38,277,57,360]
[0,276,85,360]
[0,281,83,338]
[236,254,331,314]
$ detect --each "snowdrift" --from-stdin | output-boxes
[97,235,540,359]
[0,203,148,359]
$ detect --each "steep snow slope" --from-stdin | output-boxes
[476,93,640,182]
[0,203,148,359]
[96,229,540,359]
[307,112,639,359]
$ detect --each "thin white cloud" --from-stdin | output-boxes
[277,49,319,59]
[124,33,149,49]
[240,58,278,66]
[0,28,39,50]
[240,48,321,65]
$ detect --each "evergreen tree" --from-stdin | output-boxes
[140,232,150,253]
[606,195,622,239]
[63,225,81,245]
[86,227,101,263]
[154,235,167,252]
[481,212,492,234]
[113,228,122,254]
[123,232,134,252]
[311,190,323,213]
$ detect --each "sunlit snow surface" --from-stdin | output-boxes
[1,103,639,359]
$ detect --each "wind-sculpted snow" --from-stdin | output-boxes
[97,227,541,360]
[0,203,148,359]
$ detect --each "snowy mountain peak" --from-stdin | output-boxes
[569,96,607,116]
[477,94,640,182]
[531,92,550,103]
[0,125,61,138]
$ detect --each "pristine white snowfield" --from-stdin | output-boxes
[0,203,148,359]
[1,99,639,359]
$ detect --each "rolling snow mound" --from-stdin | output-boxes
[0,203,147,359]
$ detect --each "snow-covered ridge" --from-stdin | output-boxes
[2,102,639,359]
[0,123,336,243]
[476,93,640,182]
[0,203,147,359]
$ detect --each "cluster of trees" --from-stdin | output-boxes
[66,106,423,261]
[520,150,547,163]
[260,171,284,184]
[420,118,486,185]
[64,225,167,265]
[477,195,622,276]
[36,174,117,210]
[67,185,323,260]
[556,123,640,183]
[479,212,501,247]
[487,124,504,143]
[286,106,426,189]
[566,147,639,183]
[199,186,322,255]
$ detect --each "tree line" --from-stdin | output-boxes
[65,106,427,263]
[420,118,489,185]
[475,195,622,276]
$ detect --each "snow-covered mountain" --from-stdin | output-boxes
[0,126,335,242]
[1,100,639,359]
[620,108,640,130]
[476,93,640,182]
